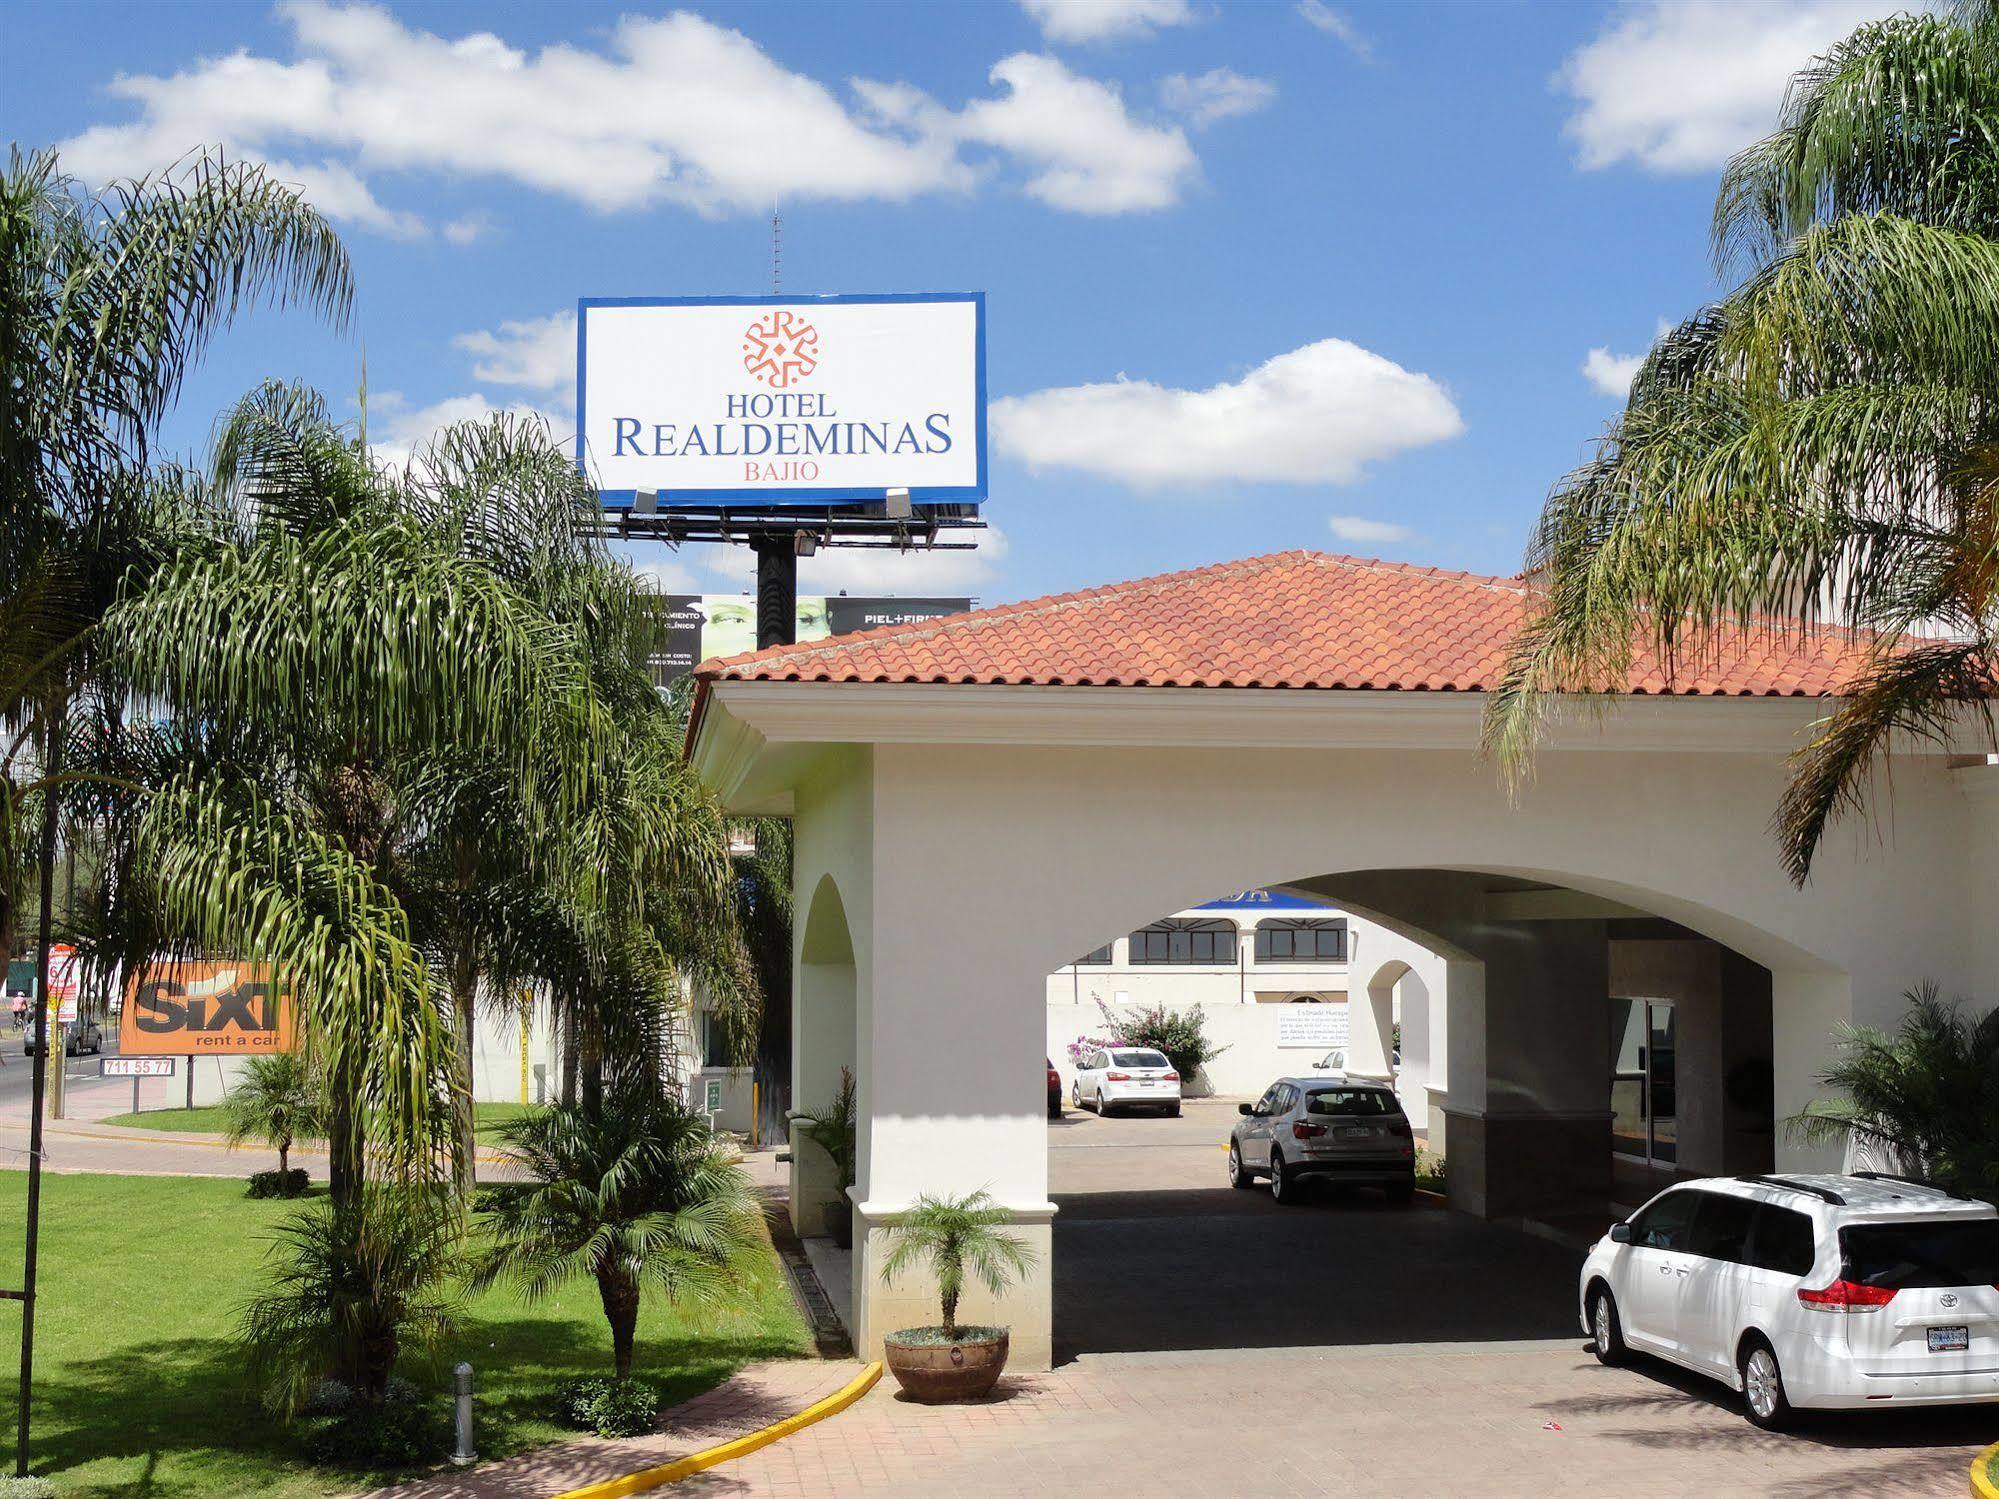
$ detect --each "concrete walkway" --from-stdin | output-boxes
[365,1359,867,1499]
[675,1340,1991,1499]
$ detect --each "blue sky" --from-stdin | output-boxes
[3,0,1893,605]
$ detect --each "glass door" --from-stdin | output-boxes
[1609,998,1677,1166]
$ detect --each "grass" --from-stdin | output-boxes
[0,1171,811,1498]
[102,1100,544,1145]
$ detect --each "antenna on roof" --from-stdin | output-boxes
[770,199,782,295]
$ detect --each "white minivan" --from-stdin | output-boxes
[1580,1172,1999,1428]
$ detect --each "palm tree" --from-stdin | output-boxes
[224,1051,323,1176]
[474,1085,766,1379]
[878,1191,1035,1339]
[1791,983,1999,1200]
[1485,2,1999,884]
[0,145,351,982]
[240,1189,464,1411]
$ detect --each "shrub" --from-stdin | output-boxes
[298,1376,444,1467]
[246,1168,311,1199]
[556,1376,662,1437]
[1092,998,1229,1082]
[794,1068,856,1193]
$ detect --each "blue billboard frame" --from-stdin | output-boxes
[576,291,988,509]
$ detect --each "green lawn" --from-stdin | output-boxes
[102,1100,544,1145]
[0,1171,811,1497]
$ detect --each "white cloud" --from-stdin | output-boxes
[59,2,1198,232]
[864,53,1196,214]
[1296,0,1373,60]
[1558,0,1890,172]
[365,390,566,471]
[1160,68,1276,128]
[991,339,1464,489]
[441,214,490,246]
[1581,318,1675,397]
[1018,0,1195,44]
[1581,346,1646,397]
[452,311,576,406]
[697,526,1009,595]
[1327,515,1412,545]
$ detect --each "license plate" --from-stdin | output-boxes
[1340,1126,1373,1140]
[1929,1326,1970,1352]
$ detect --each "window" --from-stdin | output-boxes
[1687,1192,1756,1263]
[1628,1190,1700,1252]
[1075,944,1114,966]
[1128,918,1238,965]
[1743,1204,1817,1275]
[1111,1049,1169,1069]
[1255,920,1348,963]
[1254,1083,1283,1116]
[1841,1219,1999,1289]
[1303,1086,1401,1117]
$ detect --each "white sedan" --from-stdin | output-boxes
[1071,1047,1180,1117]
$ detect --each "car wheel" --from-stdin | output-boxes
[1269,1147,1297,1204]
[1099,1095,1116,1118]
[1070,1081,1082,1110]
[1228,1140,1257,1189]
[1738,1339,1792,1431]
[1588,1286,1628,1367]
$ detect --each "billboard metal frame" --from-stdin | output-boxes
[576,291,988,511]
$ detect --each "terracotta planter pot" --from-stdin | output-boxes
[882,1327,1009,1403]
[823,1199,853,1250]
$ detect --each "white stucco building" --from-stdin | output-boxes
[684,550,1999,1372]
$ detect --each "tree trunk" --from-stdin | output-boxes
[450,933,477,1198]
[942,1284,959,1338]
[560,998,578,1109]
[328,1076,362,1212]
[278,1133,290,1175]
[597,1267,641,1380]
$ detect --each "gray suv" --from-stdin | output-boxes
[1228,1076,1416,1205]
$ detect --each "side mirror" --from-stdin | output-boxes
[1237,1102,1253,1116]
[1609,1222,1632,1244]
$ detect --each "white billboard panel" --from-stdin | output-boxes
[578,294,985,507]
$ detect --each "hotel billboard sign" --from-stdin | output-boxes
[577,293,986,508]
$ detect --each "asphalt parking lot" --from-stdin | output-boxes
[1047,1096,1583,1361]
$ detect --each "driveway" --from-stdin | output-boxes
[1048,1096,1580,1361]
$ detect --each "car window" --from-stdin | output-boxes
[1303,1087,1401,1117]
[1112,1049,1169,1069]
[1743,1203,1817,1275]
[1841,1218,1999,1289]
[1254,1085,1282,1115]
[1686,1191,1756,1263]
[1628,1190,1700,1251]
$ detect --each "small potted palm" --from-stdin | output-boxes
[877,1190,1035,1402]
[795,1069,857,1248]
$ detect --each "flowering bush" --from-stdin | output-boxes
[1079,999,1229,1083]
[1066,1035,1117,1068]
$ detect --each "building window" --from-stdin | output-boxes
[1255,919,1348,963]
[1075,944,1114,966]
[1128,918,1238,965]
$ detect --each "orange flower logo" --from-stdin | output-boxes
[742,311,819,388]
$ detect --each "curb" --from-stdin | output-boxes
[1970,1440,1999,1499]
[549,1361,882,1499]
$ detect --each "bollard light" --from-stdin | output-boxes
[451,1361,476,1467]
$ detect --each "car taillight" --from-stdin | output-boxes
[1387,1119,1412,1138]
[1293,1121,1326,1139]
[1163,1072,1179,1082]
[1106,1072,1131,1082]
[1797,1279,1897,1312]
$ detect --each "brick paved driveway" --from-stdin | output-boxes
[686,1099,1988,1497]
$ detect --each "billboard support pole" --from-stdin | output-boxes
[751,535,799,650]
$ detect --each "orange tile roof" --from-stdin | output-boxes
[693,550,1874,696]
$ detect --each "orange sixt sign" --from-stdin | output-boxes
[119,961,294,1056]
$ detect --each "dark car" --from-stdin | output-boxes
[1047,1057,1062,1118]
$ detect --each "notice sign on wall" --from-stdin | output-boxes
[120,961,294,1056]
[578,294,986,506]
[1276,1003,1350,1050]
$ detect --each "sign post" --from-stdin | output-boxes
[101,1056,176,1116]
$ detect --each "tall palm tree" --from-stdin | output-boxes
[1485,2,1999,884]
[0,145,351,978]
